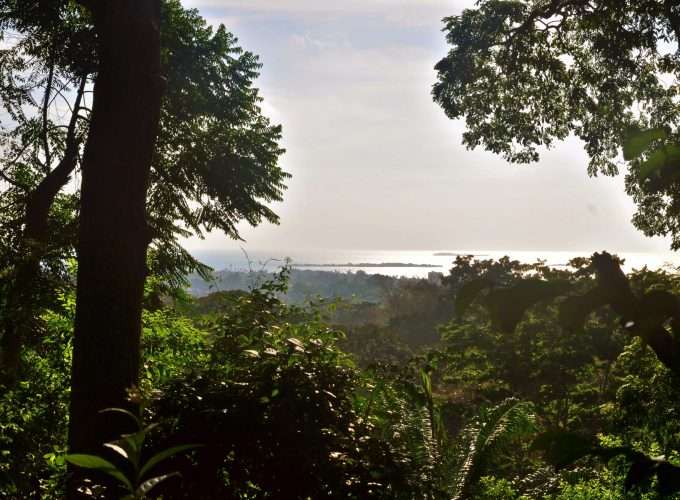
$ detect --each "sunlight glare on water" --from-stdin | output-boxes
[191,248,680,279]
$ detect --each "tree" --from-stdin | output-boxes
[0,0,94,382]
[433,0,680,246]
[67,0,164,470]
[148,0,287,285]
[0,0,287,382]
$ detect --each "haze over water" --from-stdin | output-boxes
[191,248,680,279]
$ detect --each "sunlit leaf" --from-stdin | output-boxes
[103,442,129,461]
[419,369,432,400]
[65,454,133,490]
[136,472,181,496]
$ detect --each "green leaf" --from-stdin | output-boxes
[419,369,432,400]
[135,472,181,496]
[139,444,202,479]
[65,453,117,470]
[99,407,142,429]
[65,454,133,491]
[623,127,666,161]
[121,423,158,454]
[638,145,680,181]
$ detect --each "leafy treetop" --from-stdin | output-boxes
[433,0,680,246]
[0,0,288,285]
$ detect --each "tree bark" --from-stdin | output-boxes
[68,0,161,468]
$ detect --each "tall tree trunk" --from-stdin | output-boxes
[68,0,161,466]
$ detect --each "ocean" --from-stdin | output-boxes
[189,248,680,279]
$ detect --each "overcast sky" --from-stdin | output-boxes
[180,0,672,254]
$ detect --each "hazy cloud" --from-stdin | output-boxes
[178,0,671,254]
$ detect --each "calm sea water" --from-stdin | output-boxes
[190,248,680,279]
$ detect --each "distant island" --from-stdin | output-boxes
[292,262,442,268]
[433,252,488,257]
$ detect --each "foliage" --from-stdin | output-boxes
[148,0,289,279]
[149,271,449,499]
[0,290,73,497]
[66,406,200,499]
[0,284,208,497]
[451,398,537,499]
[0,0,288,292]
[452,253,680,496]
[6,255,680,497]
[433,0,680,247]
[439,256,623,431]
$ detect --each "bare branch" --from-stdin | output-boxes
[66,75,88,150]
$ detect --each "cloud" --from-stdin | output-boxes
[176,0,670,254]
[185,0,453,12]
[182,0,466,25]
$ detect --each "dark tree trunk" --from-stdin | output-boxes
[68,0,161,465]
[0,151,78,383]
[0,76,86,385]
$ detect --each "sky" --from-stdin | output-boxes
[180,0,672,254]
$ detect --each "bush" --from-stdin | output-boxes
[150,273,446,498]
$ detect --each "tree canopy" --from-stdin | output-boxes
[433,0,680,246]
[0,0,288,285]
[150,0,288,283]
[0,0,287,389]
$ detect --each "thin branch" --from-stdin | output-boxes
[47,75,76,110]
[66,75,88,150]
[41,61,55,172]
[0,139,34,191]
[0,168,26,190]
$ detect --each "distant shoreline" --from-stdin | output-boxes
[292,262,442,268]
[433,252,489,257]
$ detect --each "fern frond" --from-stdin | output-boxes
[450,397,536,499]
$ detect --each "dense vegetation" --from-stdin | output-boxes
[4,257,680,498]
[2,0,680,498]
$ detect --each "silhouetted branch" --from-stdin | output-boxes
[41,60,55,172]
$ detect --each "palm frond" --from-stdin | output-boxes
[450,397,536,499]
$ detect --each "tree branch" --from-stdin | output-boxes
[591,253,680,378]
[41,60,55,172]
